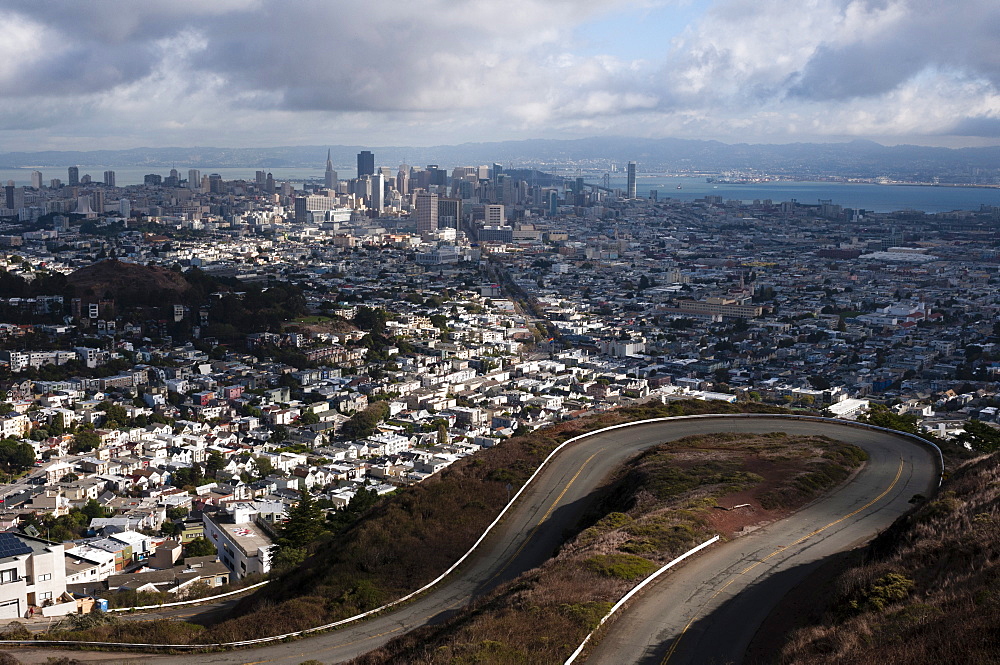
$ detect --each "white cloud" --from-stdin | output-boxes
[0,0,997,149]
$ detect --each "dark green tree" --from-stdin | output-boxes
[276,490,325,550]
[184,537,217,559]
[205,451,225,475]
[958,420,1000,453]
[341,401,390,440]
[72,429,101,454]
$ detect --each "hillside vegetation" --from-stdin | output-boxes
[775,450,1000,664]
[350,432,868,665]
[40,400,787,646]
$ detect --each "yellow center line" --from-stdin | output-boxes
[661,457,905,664]
[485,448,604,584]
[231,449,608,665]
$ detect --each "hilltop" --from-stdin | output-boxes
[67,259,192,306]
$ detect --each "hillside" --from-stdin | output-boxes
[4,138,1000,177]
[762,451,1000,664]
[67,259,192,306]
[350,432,867,665]
[38,400,788,646]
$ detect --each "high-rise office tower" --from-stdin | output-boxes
[325,149,338,190]
[30,171,42,189]
[357,150,375,178]
[416,192,438,232]
[371,172,385,213]
[255,171,266,187]
[437,198,461,229]
[485,204,505,225]
[103,170,116,187]
[119,198,131,218]
[188,169,201,190]
[208,173,223,194]
[627,161,637,199]
[68,166,79,187]
[396,165,410,196]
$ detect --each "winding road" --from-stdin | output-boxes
[3,416,939,665]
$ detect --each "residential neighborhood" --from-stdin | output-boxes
[0,161,998,621]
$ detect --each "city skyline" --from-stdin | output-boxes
[0,1,998,152]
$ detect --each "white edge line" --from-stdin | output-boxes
[563,535,721,665]
[0,414,943,651]
[105,581,268,613]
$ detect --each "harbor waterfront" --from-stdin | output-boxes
[3,169,1000,213]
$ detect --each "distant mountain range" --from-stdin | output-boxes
[3,138,1000,178]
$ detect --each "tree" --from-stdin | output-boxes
[0,439,35,471]
[808,375,832,390]
[957,420,1000,453]
[341,401,390,440]
[99,401,129,426]
[353,306,387,334]
[269,425,288,444]
[204,451,225,475]
[254,456,274,480]
[72,429,101,454]
[184,537,217,559]
[276,490,325,550]
[81,498,107,520]
[49,412,65,436]
[299,411,320,426]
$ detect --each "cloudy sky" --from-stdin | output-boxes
[1,0,998,151]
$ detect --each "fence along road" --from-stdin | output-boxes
[3,416,940,665]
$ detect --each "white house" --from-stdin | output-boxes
[0,533,68,619]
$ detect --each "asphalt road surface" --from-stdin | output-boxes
[584,421,938,665]
[3,417,939,665]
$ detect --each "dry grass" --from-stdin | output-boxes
[347,432,866,665]
[777,451,1000,665]
[38,400,790,646]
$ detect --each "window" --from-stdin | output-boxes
[37,573,51,582]
[39,591,52,600]
[0,569,16,584]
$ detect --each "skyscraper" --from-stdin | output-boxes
[485,204,505,225]
[188,169,200,190]
[68,166,79,187]
[357,150,375,178]
[371,172,385,213]
[30,171,42,189]
[627,161,637,199]
[396,165,410,196]
[103,170,116,187]
[325,149,338,190]
[208,173,223,194]
[416,192,438,232]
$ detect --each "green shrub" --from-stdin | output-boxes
[846,572,915,614]
[585,553,658,580]
[559,601,612,629]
